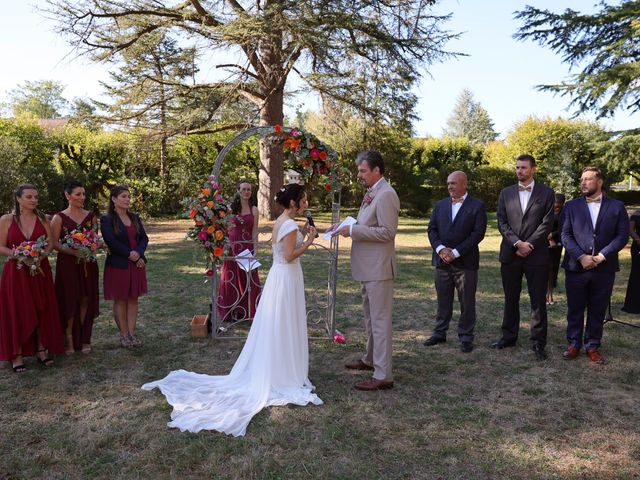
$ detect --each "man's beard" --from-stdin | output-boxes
[582,187,598,197]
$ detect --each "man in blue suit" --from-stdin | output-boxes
[561,166,629,364]
[424,171,487,352]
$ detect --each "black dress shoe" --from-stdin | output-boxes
[489,339,517,349]
[533,343,547,361]
[460,341,474,353]
[423,336,446,347]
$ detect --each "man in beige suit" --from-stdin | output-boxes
[336,150,400,390]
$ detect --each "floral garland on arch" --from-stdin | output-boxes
[185,175,233,275]
[274,124,342,193]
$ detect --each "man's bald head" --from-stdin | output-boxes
[447,171,468,199]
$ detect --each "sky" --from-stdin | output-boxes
[0,1,636,139]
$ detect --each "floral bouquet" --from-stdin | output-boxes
[61,226,104,263]
[10,235,50,276]
[185,175,234,274]
[274,124,342,193]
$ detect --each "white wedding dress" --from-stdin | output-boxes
[142,219,322,436]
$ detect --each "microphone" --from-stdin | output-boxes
[304,210,319,237]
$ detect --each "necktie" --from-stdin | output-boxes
[451,197,464,204]
[518,185,532,192]
[586,196,601,203]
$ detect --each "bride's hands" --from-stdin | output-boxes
[304,226,317,246]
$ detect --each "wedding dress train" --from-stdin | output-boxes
[142,219,322,436]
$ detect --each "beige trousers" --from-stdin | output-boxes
[360,279,394,381]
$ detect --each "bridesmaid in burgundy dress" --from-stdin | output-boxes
[51,181,100,354]
[100,186,148,348]
[0,184,64,372]
[218,180,262,321]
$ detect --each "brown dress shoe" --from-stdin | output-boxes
[344,359,374,371]
[354,378,394,391]
[562,346,580,360]
[586,348,605,364]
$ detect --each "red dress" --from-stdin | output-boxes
[0,218,64,361]
[103,223,148,300]
[54,211,100,350]
[217,213,262,321]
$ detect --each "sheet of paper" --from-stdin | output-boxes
[235,248,261,271]
[322,216,357,240]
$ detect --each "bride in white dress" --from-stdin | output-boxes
[142,183,323,436]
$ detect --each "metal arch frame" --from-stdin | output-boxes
[207,126,341,340]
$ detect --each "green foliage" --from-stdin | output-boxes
[5,80,70,119]
[0,115,62,213]
[593,133,640,182]
[503,116,610,196]
[515,1,640,121]
[444,89,498,144]
[418,136,485,200]
[469,166,516,211]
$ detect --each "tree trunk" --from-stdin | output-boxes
[257,87,284,220]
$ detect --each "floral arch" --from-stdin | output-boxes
[186,125,343,340]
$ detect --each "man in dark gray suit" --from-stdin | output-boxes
[490,154,555,360]
[423,171,487,352]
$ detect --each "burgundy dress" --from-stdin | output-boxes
[217,213,262,321]
[54,211,100,350]
[103,223,148,300]
[0,218,64,361]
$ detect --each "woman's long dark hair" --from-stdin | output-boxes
[108,185,139,235]
[14,184,46,227]
[229,180,257,215]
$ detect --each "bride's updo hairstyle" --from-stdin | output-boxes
[275,183,306,209]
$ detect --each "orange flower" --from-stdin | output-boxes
[30,250,38,257]
[284,137,301,151]
[219,211,226,217]
[24,244,31,250]
[72,232,86,241]
[214,230,224,240]
[319,151,328,161]
[202,188,211,197]
[207,201,214,209]
[213,247,223,257]
[207,225,215,234]
[189,209,197,219]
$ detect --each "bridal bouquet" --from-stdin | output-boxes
[185,175,234,273]
[10,235,50,276]
[61,227,104,263]
[274,124,342,193]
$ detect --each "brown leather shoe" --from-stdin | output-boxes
[344,359,374,371]
[562,346,580,360]
[354,378,394,391]
[586,348,605,364]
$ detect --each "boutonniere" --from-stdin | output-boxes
[363,189,374,206]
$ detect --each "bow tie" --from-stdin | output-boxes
[518,185,532,192]
[451,197,464,204]
[586,196,602,203]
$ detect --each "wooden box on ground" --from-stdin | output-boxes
[191,314,210,338]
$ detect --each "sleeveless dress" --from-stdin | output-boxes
[142,219,322,436]
[54,211,100,350]
[217,213,262,320]
[0,218,64,361]
[103,223,148,300]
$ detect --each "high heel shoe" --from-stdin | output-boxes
[36,348,54,367]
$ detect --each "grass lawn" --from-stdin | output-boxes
[1,214,640,479]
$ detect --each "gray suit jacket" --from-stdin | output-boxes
[350,178,400,282]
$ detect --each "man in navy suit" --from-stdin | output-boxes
[561,167,629,364]
[490,154,555,360]
[424,171,487,352]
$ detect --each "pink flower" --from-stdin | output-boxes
[209,175,216,183]
[204,241,211,248]
[198,230,208,241]
[333,330,346,344]
[310,148,320,159]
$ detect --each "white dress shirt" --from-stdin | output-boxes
[435,193,468,259]
[587,195,602,230]
[518,180,534,214]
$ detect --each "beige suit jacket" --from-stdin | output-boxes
[350,178,400,282]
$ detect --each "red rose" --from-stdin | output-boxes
[325,183,332,192]
[205,269,214,277]
[274,124,282,134]
[319,151,327,161]
[310,148,320,159]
